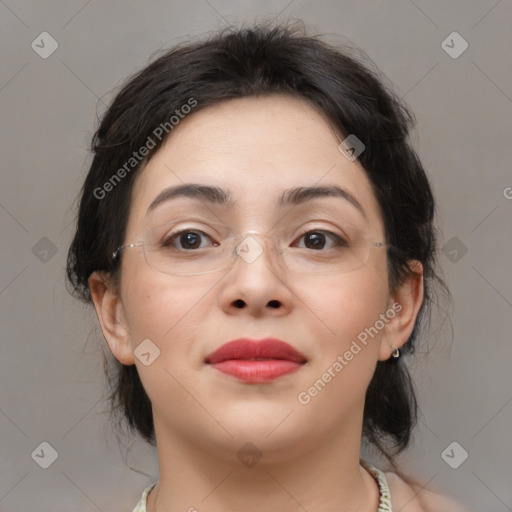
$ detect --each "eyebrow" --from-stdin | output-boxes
[147,183,366,216]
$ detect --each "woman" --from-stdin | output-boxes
[67,22,470,512]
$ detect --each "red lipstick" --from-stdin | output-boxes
[205,338,307,383]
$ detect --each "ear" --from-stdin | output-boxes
[88,271,135,365]
[378,261,424,361]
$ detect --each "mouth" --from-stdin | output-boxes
[205,338,307,383]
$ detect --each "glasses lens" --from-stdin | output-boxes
[282,243,371,275]
[142,221,236,276]
[141,219,379,276]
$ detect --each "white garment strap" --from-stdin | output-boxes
[361,461,393,512]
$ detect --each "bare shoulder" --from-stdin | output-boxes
[385,472,472,512]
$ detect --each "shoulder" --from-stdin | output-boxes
[385,472,471,512]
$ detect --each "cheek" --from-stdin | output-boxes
[295,272,389,417]
[119,267,215,417]
[301,269,389,352]
[120,264,209,358]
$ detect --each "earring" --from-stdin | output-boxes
[391,348,400,359]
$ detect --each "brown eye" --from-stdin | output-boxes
[163,230,217,250]
[294,230,348,250]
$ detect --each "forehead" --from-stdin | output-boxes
[127,94,384,234]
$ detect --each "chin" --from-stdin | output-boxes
[217,407,310,445]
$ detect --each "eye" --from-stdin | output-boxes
[162,229,219,250]
[293,230,348,250]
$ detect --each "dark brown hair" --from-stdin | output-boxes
[67,21,443,463]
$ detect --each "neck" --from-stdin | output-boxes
[146,416,380,512]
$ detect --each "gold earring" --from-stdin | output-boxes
[391,348,400,358]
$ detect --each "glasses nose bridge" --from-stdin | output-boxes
[232,230,283,267]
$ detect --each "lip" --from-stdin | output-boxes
[205,338,307,383]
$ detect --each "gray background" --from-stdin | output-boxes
[1,1,511,510]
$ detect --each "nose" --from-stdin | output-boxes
[217,232,295,317]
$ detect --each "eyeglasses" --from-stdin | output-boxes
[112,218,386,277]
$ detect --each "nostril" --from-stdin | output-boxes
[233,299,245,309]
[268,300,281,309]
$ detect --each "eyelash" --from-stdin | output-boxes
[161,228,349,250]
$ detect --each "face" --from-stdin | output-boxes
[94,94,416,464]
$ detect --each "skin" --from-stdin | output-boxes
[89,95,465,511]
